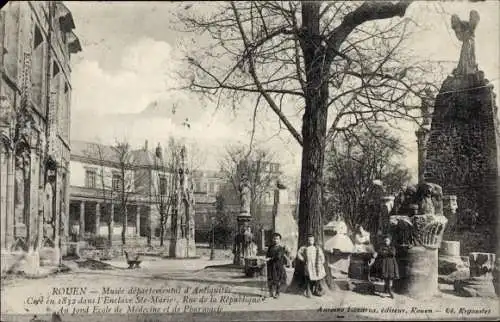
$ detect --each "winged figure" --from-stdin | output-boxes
[451,10,480,75]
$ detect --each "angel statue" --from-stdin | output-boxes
[451,10,480,75]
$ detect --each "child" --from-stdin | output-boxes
[266,233,291,298]
[369,234,399,298]
[297,234,326,297]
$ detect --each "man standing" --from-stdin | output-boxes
[297,234,326,297]
[266,233,290,298]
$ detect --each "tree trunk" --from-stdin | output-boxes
[108,219,112,247]
[121,204,127,245]
[159,210,165,247]
[289,2,332,294]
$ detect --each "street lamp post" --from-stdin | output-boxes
[210,216,215,260]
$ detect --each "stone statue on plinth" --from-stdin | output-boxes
[233,225,256,266]
[239,174,251,215]
[451,10,480,76]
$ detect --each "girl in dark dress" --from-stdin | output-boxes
[266,233,291,299]
[369,235,399,298]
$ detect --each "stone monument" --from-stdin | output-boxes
[169,145,196,258]
[324,220,354,288]
[389,182,449,299]
[423,10,499,255]
[233,171,252,266]
[272,180,298,259]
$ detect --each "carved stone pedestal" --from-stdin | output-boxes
[439,241,469,284]
[390,212,447,299]
[233,214,251,267]
[454,252,497,298]
[395,246,439,298]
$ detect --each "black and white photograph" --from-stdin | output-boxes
[0,1,499,321]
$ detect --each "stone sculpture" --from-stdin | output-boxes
[388,181,448,299]
[451,10,480,75]
[239,174,251,215]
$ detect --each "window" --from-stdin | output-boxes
[85,169,96,188]
[112,174,121,191]
[52,62,60,77]
[209,182,215,193]
[32,24,45,112]
[33,25,43,49]
[159,176,167,195]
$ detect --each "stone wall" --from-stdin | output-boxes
[424,72,498,253]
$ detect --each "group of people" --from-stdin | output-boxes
[265,233,327,298]
[265,232,399,299]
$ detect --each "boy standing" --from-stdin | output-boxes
[266,233,291,298]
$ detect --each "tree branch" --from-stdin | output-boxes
[326,1,412,59]
[230,1,303,146]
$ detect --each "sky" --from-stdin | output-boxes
[65,1,500,179]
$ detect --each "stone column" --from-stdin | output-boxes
[109,202,114,239]
[5,150,14,250]
[260,227,265,252]
[395,215,448,299]
[95,202,100,235]
[54,173,61,246]
[29,150,41,251]
[136,204,141,236]
[0,149,7,250]
[79,201,85,240]
[416,127,431,183]
[63,171,70,246]
[234,214,251,266]
[53,182,61,265]
[147,206,154,247]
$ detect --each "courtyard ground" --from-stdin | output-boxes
[1,251,498,321]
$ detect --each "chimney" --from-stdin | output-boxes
[144,140,148,151]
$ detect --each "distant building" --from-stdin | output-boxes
[69,140,222,245]
[0,2,81,272]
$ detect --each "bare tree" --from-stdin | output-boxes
[324,126,412,235]
[219,144,278,219]
[151,139,180,247]
[111,140,135,246]
[83,142,116,246]
[178,1,438,290]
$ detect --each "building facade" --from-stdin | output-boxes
[69,140,218,251]
[0,1,81,273]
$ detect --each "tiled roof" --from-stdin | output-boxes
[71,140,120,163]
[70,140,160,167]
